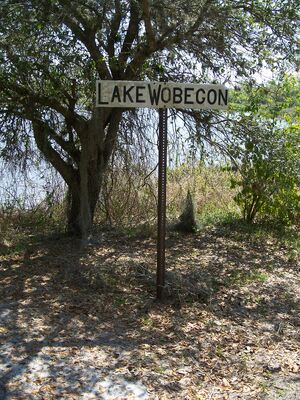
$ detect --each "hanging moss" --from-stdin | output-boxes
[175,189,199,233]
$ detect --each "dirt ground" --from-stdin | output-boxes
[0,225,299,399]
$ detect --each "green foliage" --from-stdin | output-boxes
[197,207,239,228]
[229,76,300,225]
[0,1,299,235]
[223,269,269,287]
[167,163,238,218]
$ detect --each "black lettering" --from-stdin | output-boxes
[136,86,146,103]
[207,89,217,105]
[173,87,183,104]
[218,89,228,106]
[148,84,162,105]
[161,87,171,103]
[111,86,121,102]
[97,83,109,105]
[196,88,205,104]
[123,85,134,102]
[184,88,194,104]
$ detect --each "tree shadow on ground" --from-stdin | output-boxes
[167,226,300,325]
[0,226,299,399]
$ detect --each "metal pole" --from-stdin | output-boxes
[157,107,168,300]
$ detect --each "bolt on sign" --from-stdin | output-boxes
[96,80,228,109]
[96,80,229,300]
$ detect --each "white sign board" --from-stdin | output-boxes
[96,80,228,110]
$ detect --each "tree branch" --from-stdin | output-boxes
[63,15,112,79]
[103,109,123,166]
[141,0,156,49]
[48,129,81,166]
[118,1,140,73]
[52,1,112,79]
[107,0,122,58]
[32,119,78,189]
[4,80,87,135]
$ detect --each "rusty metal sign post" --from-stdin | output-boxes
[96,80,228,301]
[156,107,168,300]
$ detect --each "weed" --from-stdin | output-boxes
[197,207,240,228]
[141,315,154,327]
[224,270,269,287]
[114,296,127,306]
[215,345,224,358]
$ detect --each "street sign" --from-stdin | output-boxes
[95,79,229,301]
[96,80,228,110]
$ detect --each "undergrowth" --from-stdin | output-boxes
[0,165,299,260]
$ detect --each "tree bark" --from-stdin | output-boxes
[67,188,81,235]
[31,103,122,238]
[66,109,122,238]
[67,177,101,237]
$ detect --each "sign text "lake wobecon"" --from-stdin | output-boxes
[96,81,228,110]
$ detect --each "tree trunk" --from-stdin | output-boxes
[33,108,122,238]
[65,156,104,238]
[67,188,81,235]
[66,109,122,238]
[66,166,104,237]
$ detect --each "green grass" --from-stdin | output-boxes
[223,269,269,287]
[196,206,240,228]
[281,228,300,258]
[207,213,299,251]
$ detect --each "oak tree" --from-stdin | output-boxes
[0,0,299,236]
